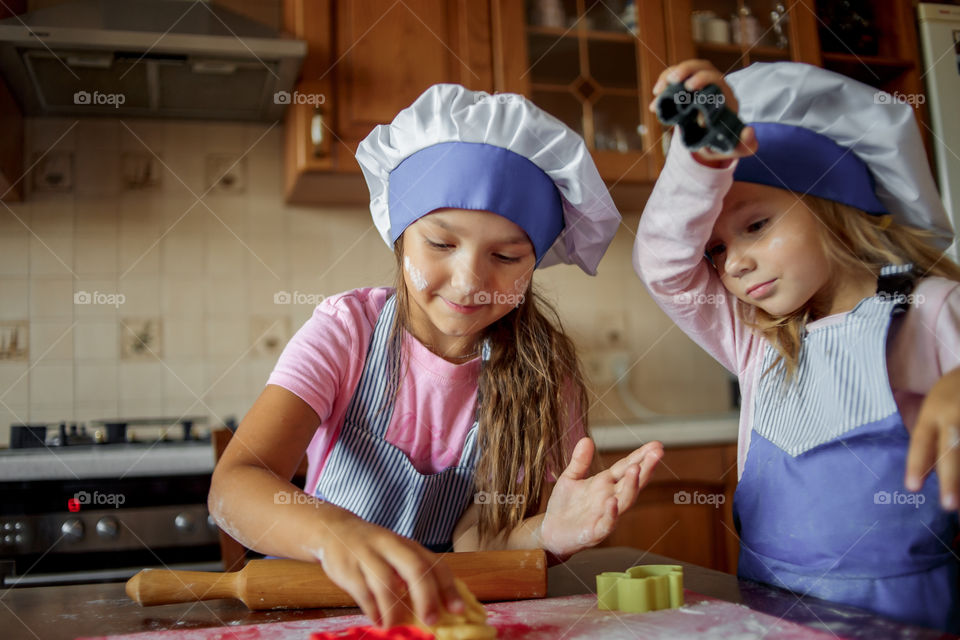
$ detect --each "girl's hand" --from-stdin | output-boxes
[313,515,465,628]
[648,59,758,166]
[906,367,960,511]
[539,437,663,559]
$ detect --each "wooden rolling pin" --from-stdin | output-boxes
[126,549,546,610]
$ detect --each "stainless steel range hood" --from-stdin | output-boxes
[0,0,306,121]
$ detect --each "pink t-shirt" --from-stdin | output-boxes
[268,287,482,494]
[634,137,960,477]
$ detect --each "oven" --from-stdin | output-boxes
[0,417,231,587]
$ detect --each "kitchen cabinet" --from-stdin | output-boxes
[282,0,495,205]
[0,74,23,202]
[597,442,740,574]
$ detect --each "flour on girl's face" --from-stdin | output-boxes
[404,255,429,291]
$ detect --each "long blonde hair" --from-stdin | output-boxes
[740,194,960,379]
[386,237,588,543]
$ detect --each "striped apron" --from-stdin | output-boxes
[734,267,959,631]
[313,295,481,553]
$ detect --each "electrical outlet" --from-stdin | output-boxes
[0,321,29,361]
[121,152,162,190]
[120,317,163,360]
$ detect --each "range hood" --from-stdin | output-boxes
[0,0,306,121]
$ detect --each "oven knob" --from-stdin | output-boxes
[61,518,85,541]
[174,512,195,532]
[96,516,119,538]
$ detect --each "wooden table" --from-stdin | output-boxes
[0,547,949,639]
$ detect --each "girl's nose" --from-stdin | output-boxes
[724,243,755,278]
[449,253,485,298]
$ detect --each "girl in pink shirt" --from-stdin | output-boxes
[209,84,663,629]
[635,60,960,631]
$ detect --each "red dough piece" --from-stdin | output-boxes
[309,625,434,640]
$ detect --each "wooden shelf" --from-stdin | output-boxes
[526,24,637,42]
[695,41,790,58]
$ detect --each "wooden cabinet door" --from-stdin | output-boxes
[334,0,495,159]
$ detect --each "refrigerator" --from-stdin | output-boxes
[918,3,960,261]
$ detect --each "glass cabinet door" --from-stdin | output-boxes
[517,0,662,182]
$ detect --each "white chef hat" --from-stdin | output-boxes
[726,62,954,248]
[355,84,621,275]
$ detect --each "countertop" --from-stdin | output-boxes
[591,414,739,450]
[0,547,949,640]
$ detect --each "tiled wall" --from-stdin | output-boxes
[0,117,732,447]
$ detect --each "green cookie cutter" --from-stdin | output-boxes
[596,564,684,613]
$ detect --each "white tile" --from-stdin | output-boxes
[244,233,287,279]
[0,201,31,233]
[74,119,120,151]
[203,360,247,399]
[29,234,74,276]
[75,362,119,406]
[163,360,205,401]
[246,195,286,236]
[117,276,161,315]
[162,195,205,235]
[74,232,118,275]
[161,277,204,317]
[204,318,249,359]
[118,398,164,418]
[160,230,204,275]
[203,194,248,236]
[29,363,73,406]
[26,403,73,424]
[29,320,74,363]
[118,231,161,277]
[0,362,30,406]
[74,320,119,360]
[248,278,289,315]
[118,362,164,402]
[119,316,163,360]
[119,119,166,154]
[204,278,246,316]
[29,195,74,236]
[74,198,119,237]
[0,236,29,276]
[27,118,77,154]
[30,277,74,318]
[162,318,204,358]
[204,233,245,277]
[74,151,121,197]
[119,192,162,237]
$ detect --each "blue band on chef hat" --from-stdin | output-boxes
[388,141,564,264]
[733,123,888,215]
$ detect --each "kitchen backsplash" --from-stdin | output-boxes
[0,117,732,447]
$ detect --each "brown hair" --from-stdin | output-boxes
[739,193,960,379]
[387,236,588,543]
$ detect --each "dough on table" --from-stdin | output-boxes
[409,578,496,639]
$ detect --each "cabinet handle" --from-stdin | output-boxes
[310,107,328,158]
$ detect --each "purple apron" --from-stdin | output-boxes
[734,267,959,631]
[313,295,480,552]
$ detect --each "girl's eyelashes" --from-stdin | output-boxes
[425,238,453,250]
[494,254,522,264]
[746,218,769,233]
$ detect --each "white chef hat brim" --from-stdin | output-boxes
[726,62,954,248]
[355,84,621,275]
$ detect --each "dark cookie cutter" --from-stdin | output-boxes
[655,82,745,153]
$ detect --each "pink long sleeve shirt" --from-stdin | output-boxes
[634,138,960,477]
